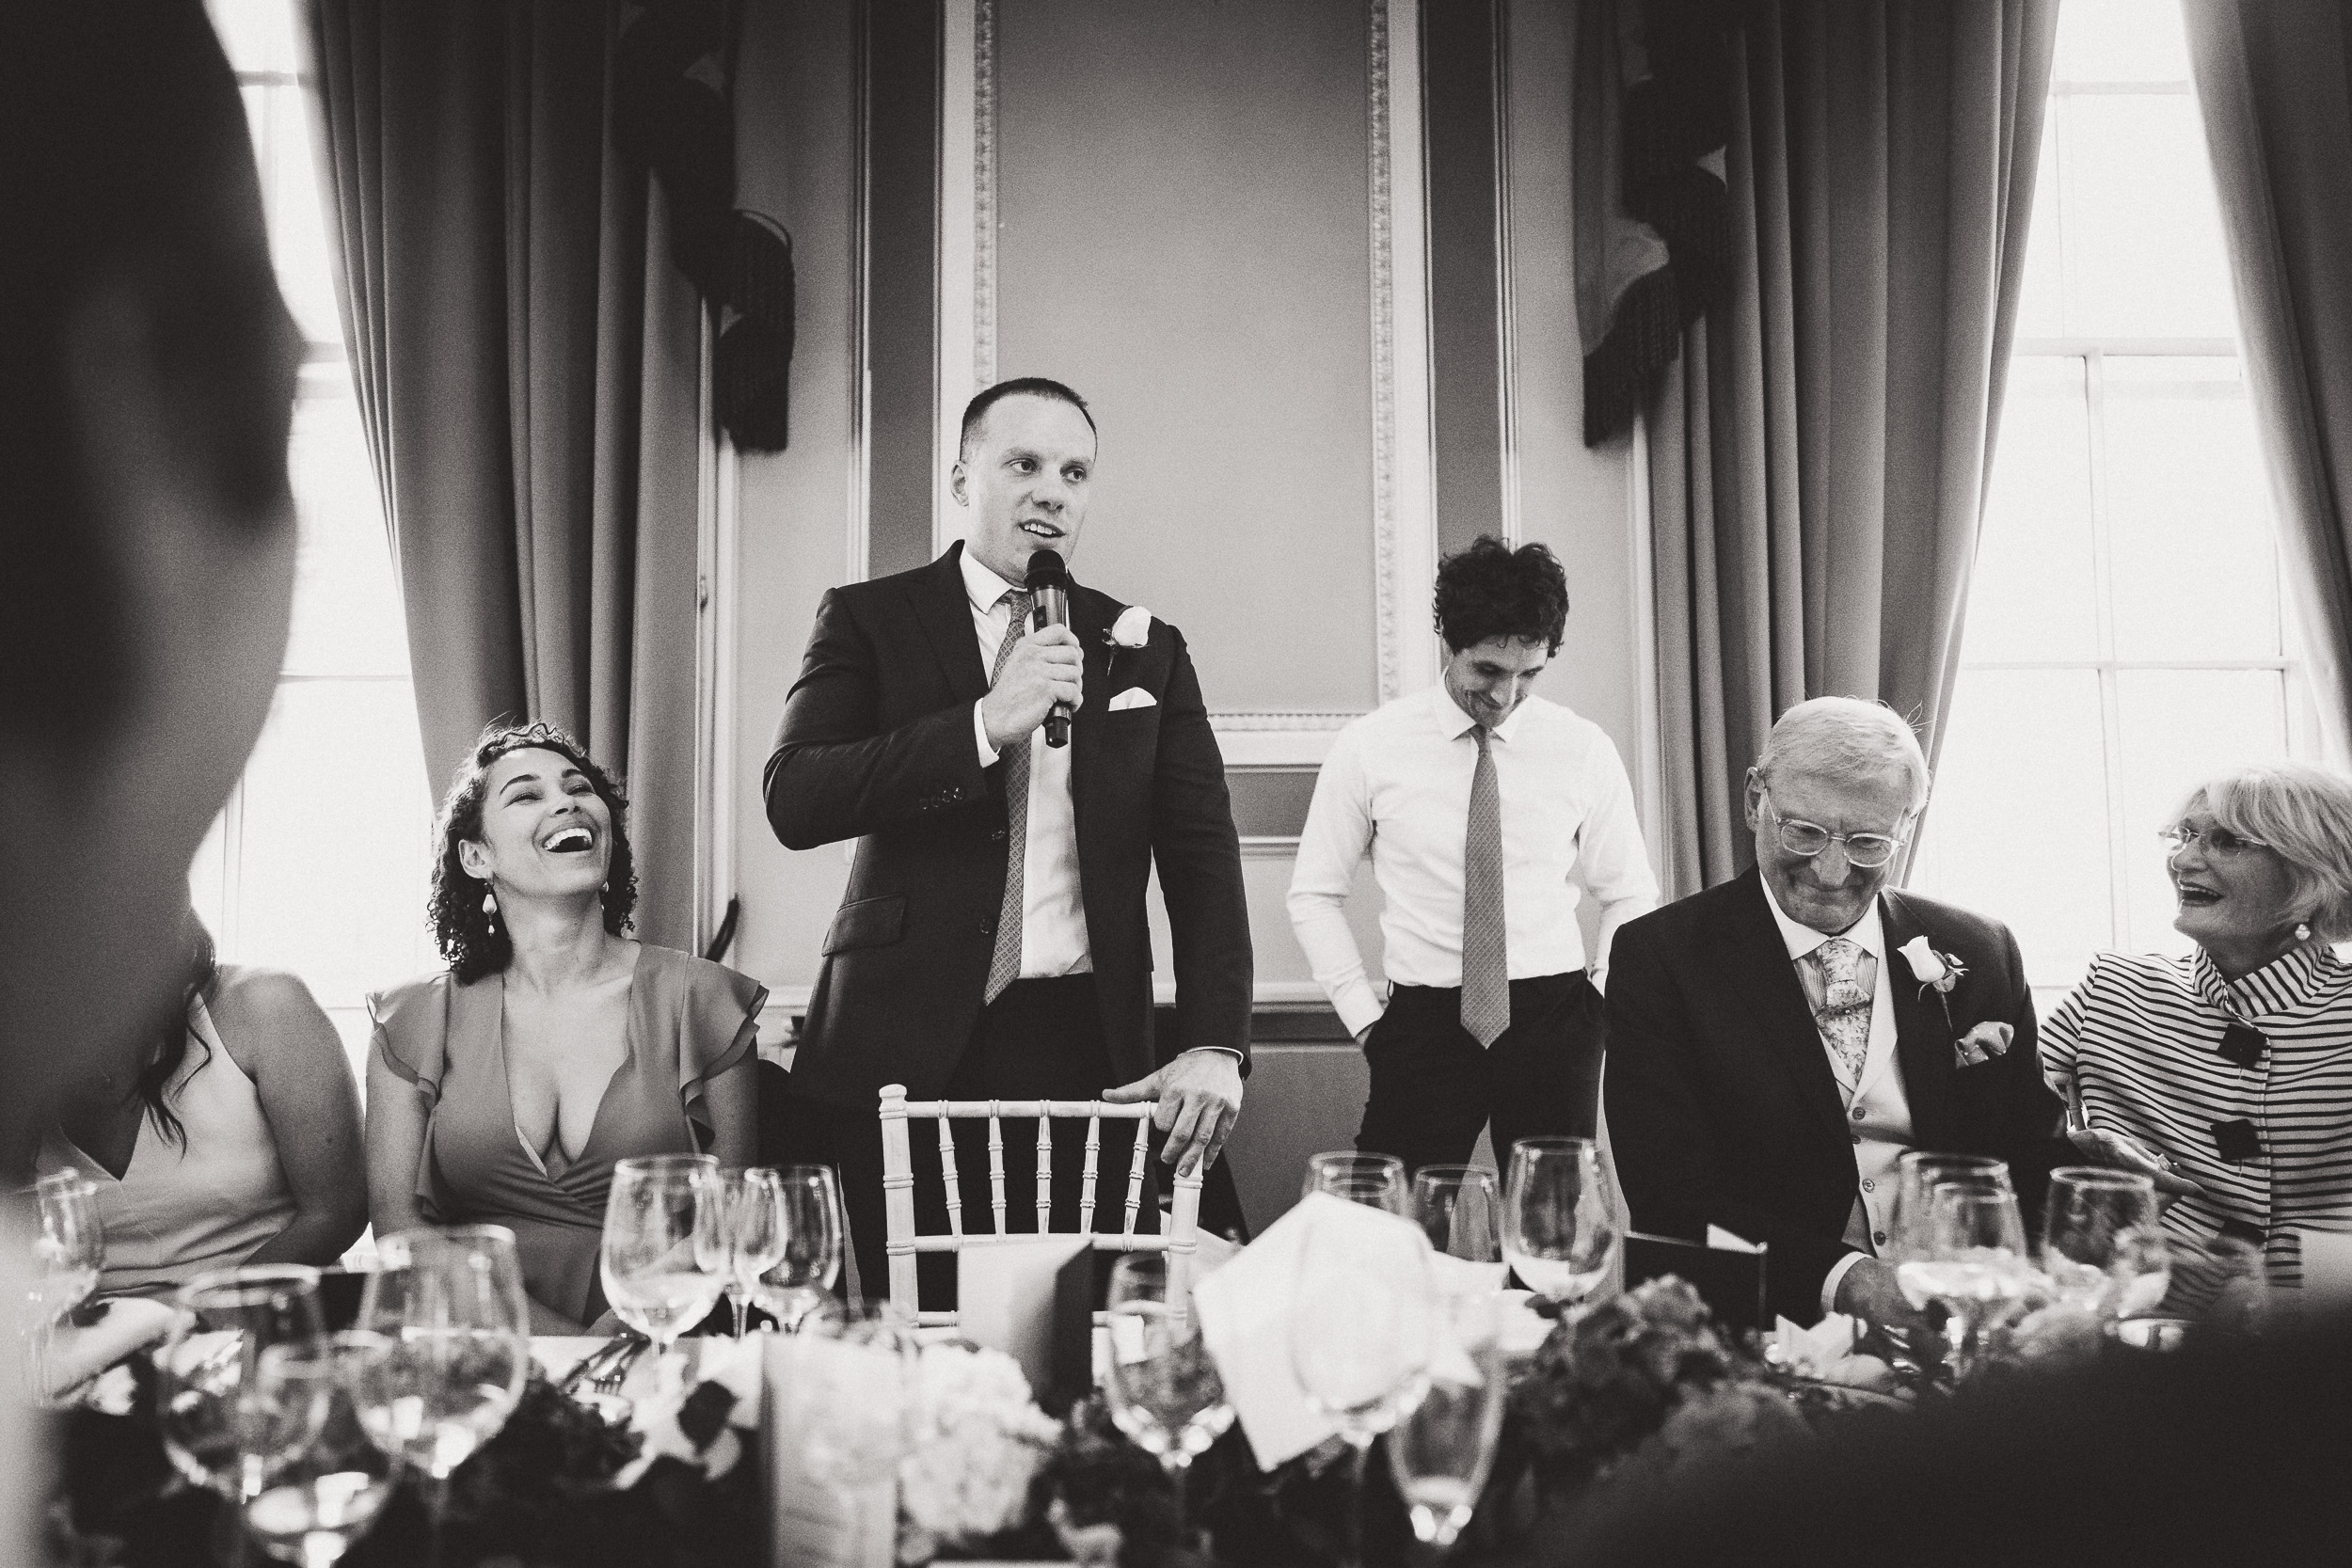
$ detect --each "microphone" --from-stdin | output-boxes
[1025,549,1073,749]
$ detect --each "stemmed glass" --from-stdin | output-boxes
[1103,1254,1233,1544]
[156,1266,327,1506]
[1500,1138,1621,1307]
[242,1334,401,1566]
[709,1167,788,1338]
[2041,1166,2168,1317]
[1895,1182,2033,1380]
[601,1154,726,1372]
[22,1169,104,1401]
[1386,1290,1509,1552]
[1302,1151,1409,1214]
[753,1164,846,1332]
[1411,1165,1501,1263]
[1288,1209,1437,1568]
[1889,1153,2012,1263]
[348,1227,531,1488]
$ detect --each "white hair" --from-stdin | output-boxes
[1755,697,1931,809]
[2178,763,2352,942]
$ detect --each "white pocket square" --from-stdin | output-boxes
[1106,687,1157,711]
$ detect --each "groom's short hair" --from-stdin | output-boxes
[959,376,1096,461]
[1433,535,1572,655]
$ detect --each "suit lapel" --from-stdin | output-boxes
[1065,582,1114,841]
[913,544,990,707]
[1718,869,1851,1143]
[1881,891,1959,1150]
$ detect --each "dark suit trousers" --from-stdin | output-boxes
[835,974,1155,1310]
[1356,972,1604,1175]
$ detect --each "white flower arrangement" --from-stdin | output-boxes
[1107,605,1152,648]
[895,1342,1061,1565]
[612,1338,765,1489]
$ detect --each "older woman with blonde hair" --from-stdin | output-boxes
[2042,761,2352,1285]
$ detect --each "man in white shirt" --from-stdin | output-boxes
[1288,537,1659,1171]
[1604,698,2064,1325]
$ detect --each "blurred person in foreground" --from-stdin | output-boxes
[0,0,305,1549]
[1605,698,2065,1326]
[366,722,764,1334]
[2042,762,2352,1286]
[38,912,366,1295]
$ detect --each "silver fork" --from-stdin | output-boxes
[588,1336,647,1396]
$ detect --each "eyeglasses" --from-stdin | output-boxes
[1759,792,1906,869]
[2158,822,2271,858]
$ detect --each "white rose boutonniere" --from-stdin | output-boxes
[1954,1021,2014,1069]
[1107,605,1152,648]
[1897,935,1969,1029]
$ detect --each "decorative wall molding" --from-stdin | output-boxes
[756,979,1333,1048]
[1373,0,1439,706]
[1209,711,1360,731]
[692,315,739,954]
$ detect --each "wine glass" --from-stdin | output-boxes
[242,1334,400,1566]
[2041,1166,2167,1316]
[753,1164,845,1332]
[1500,1138,1621,1306]
[1410,1164,1501,1264]
[709,1167,787,1338]
[1895,1181,2032,1380]
[2130,1232,2269,1341]
[1302,1150,1409,1214]
[1103,1254,1233,1543]
[156,1266,327,1504]
[601,1153,726,1371]
[1386,1290,1509,1551]
[1889,1153,2012,1262]
[22,1169,104,1401]
[1289,1209,1437,1568]
[348,1226,531,1483]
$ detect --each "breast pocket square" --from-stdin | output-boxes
[1106,688,1157,711]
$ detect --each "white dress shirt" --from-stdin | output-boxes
[1287,684,1660,1039]
[1757,879,1915,1313]
[961,549,1090,979]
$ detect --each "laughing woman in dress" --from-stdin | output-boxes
[365,722,765,1333]
[2041,762,2352,1286]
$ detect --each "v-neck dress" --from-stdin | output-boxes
[37,996,296,1297]
[369,944,765,1323]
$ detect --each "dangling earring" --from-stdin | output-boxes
[483,888,500,929]
[2296,922,2312,943]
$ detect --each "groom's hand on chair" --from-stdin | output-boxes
[1104,1049,1243,1178]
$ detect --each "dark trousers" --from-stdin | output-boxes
[834,974,1155,1310]
[1355,972,1605,1175]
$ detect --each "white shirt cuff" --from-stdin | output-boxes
[1180,1046,1245,1062]
[1820,1249,1868,1317]
[972,700,999,768]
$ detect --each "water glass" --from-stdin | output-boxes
[754,1164,846,1331]
[1500,1138,1621,1306]
[349,1226,531,1482]
[602,1154,727,1362]
[1386,1291,1509,1551]
[1895,1182,2032,1379]
[711,1167,788,1338]
[1889,1153,2011,1262]
[21,1169,104,1400]
[2143,1232,2269,1337]
[242,1334,400,1566]
[2041,1166,2167,1316]
[1410,1165,1501,1264]
[156,1266,327,1503]
[1104,1254,1232,1533]
[1302,1151,1410,1214]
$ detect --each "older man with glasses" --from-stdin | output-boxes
[1604,697,2065,1326]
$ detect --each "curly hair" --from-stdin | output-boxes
[428,721,638,983]
[1432,535,1571,654]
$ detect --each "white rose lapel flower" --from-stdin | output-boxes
[1107,604,1152,648]
[1954,1021,2014,1069]
[1897,934,1969,1030]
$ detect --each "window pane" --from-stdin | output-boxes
[2102,356,2279,661]
[230,682,438,1013]
[2053,0,2191,85]
[1913,669,2113,989]
[285,378,408,680]
[205,0,302,74]
[2114,669,2289,956]
[2059,95,2235,340]
[240,83,342,348]
[2015,124,2065,340]
[1965,357,2098,661]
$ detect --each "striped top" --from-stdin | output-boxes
[2042,942,2352,1286]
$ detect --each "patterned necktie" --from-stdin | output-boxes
[983,590,1033,1005]
[1810,937,1872,1082]
[1460,725,1510,1047]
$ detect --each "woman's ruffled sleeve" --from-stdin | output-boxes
[663,951,767,1134]
[368,975,451,1105]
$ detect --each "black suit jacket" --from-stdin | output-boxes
[1604,865,2063,1323]
[764,544,1251,1106]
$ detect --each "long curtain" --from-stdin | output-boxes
[1640,0,2058,895]
[305,1,703,947]
[2181,0,2352,767]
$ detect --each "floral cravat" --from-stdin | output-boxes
[1810,936,1872,1082]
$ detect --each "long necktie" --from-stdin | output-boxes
[1810,936,1873,1083]
[983,591,1033,1005]
[1460,725,1510,1047]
